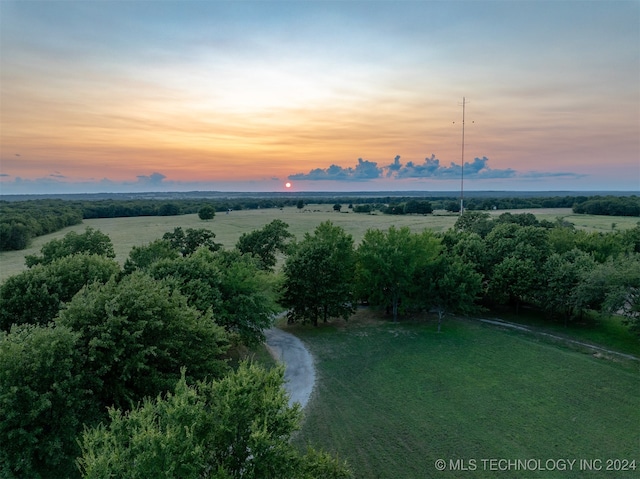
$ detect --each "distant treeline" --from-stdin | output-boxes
[354,195,640,216]
[1,195,638,251]
[0,200,83,251]
[571,196,640,216]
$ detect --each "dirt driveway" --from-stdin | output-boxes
[264,328,315,408]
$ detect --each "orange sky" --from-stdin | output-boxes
[1,1,638,193]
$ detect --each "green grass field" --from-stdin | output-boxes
[1,206,638,282]
[289,311,639,479]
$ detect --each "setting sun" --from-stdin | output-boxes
[285,182,292,188]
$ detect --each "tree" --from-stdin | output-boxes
[454,211,493,237]
[443,200,460,213]
[578,255,640,335]
[162,226,222,256]
[281,221,357,326]
[122,239,180,274]
[0,254,121,331]
[418,255,483,332]
[56,272,229,411]
[297,199,305,210]
[539,249,596,323]
[440,230,490,276]
[78,363,353,479]
[603,255,640,335]
[198,205,216,221]
[149,248,278,346]
[403,200,432,215]
[25,227,115,267]
[333,203,342,212]
[158,203,180,216]
[0,222,31,251]
[487,256,538,312]
[495,212,539,227]
[484,224,550,310]
[236,219,293,271]
[0,324,92,479]
[356,227,441,322]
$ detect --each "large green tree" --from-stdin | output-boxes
[440,230,489,276]
[484,224,550,311]
[25,227,115,267]
[162,227,222,256]
[148,248,277,346]
[539,249,596,323]
[281,221,357,326]
[418,254,483,332]
[602,254,640,335]
[453,211,493,237]
[123,239,180,273]
[576,254,640,335]
[78,363,353,479]
[56,272,229,411]
[236,219,293,271]
[198,204,216,221]
[356,227,441,322]
[0,324,92,479]
[0,254,120,331]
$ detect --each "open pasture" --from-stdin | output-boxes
[1,205,638,283]
[290,311,640,479]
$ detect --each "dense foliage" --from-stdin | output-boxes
[162,226,222,256]
[356,227,442,322]
[572,195,640,216]
[281,221,357,326]
[0,200,82,251]
[237,219,293,271]
[25,227,115,267]
[0,254,120,331]
[146,248,277,346]
[57,272,230,411]
[79,363,353,479]
[0,324,91,479]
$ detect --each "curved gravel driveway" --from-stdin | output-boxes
[264,328,315,408]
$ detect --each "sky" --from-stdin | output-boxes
[1,0,638,195]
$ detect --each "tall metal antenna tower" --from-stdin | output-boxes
[460,97,467,216]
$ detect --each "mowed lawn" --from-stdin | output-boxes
[290,314,640,479]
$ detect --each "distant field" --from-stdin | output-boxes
[1,206,638,282]
[290,311,640,479]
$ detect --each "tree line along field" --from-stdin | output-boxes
[1,205,638,283]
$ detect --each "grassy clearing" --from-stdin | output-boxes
[290,311,639,479]
[1,206,637,282]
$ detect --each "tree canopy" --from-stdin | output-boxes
[78,363,353,479]
[356,226,442,322]
[0,324,91,479]
[198,204,216,220]
[236,219,293,271]
[0,253,120,331]
[25,227,115,267]
[281,221,357,326]
[56,272,229,411]
[148,248,277,346]
[162,227,222,256]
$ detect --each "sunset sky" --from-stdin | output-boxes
[1,0,638,194]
